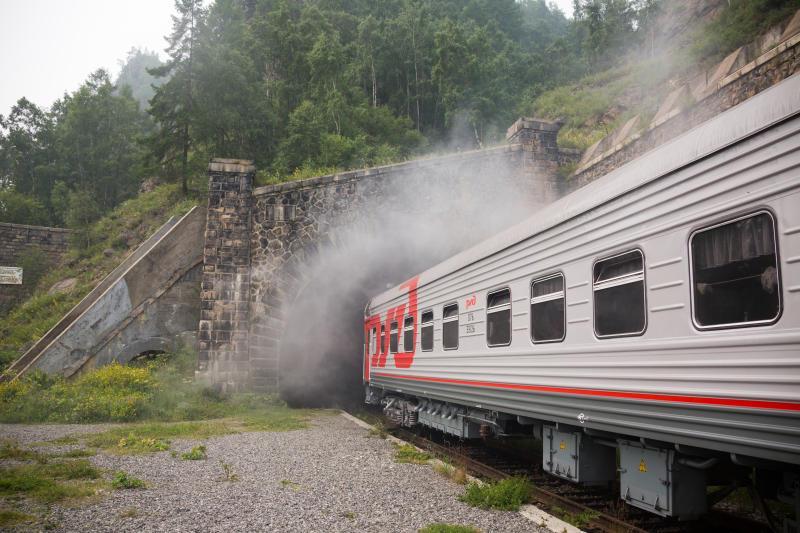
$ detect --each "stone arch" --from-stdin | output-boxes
[201,130,570,393]
[116,337,172,364]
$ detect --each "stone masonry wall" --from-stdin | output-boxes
[0,223,72,311]
[200,120,570,392]
[197,159,254,391]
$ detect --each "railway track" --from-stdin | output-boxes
[382,422,773,533]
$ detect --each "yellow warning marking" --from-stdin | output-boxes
[639,459,647,473]
[559,441,566,450]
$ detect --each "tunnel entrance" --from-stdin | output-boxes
[276,238,434,408]
[271,162,543,407]
[278,278,370,408]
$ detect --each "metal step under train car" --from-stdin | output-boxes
[363,73,800,524]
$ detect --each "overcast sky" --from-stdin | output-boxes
[0,0,574,118]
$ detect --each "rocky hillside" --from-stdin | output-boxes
[523,0,799,152]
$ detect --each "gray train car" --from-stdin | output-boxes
[362,73,800,520]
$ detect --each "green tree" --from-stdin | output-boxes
[115,48,165,110]
[0,189,49,225]
[149,0,207,194]
[54,69,149,214]
[0,98,58,205]
[64,189,103,249]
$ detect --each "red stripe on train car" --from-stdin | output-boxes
[371,372,800,412]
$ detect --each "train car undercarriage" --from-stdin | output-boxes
[369,387,800,529]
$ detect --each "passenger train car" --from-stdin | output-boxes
[362,74,800,521]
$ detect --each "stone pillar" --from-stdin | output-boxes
[506,117,571,203]
[197,158,254,391]
[506,117,565,171]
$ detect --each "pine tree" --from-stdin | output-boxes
[148,0,206,195]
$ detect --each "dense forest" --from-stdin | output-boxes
[0,0,797,238]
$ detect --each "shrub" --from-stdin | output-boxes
[689,0,800,63]
[111,471,145,490]
[0,346,313,434]
[181,445,207,460]
[434,462,467,485]
[460,477,532,511]
[218,461,239,482]
[0,363,153,423]
[393,443,431,464]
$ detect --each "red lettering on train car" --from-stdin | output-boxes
[365,276,420,371]
[465,295,477,308]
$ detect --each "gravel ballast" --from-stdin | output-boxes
[1,412,547,532]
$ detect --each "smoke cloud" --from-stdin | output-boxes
[271,153,547,408]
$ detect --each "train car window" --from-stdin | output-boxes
[403,315,414,351]
[380,324,385,353]
[421,310,434,351]
[442,303,459,350]
[593,250,646,337]
[531,274,565,343]
[487,288,512,346]
[390,321,398,353]
[690,211,780,329]
[369,327,377,355]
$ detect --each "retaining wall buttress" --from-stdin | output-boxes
[197,159,255,391]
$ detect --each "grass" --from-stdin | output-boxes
[0,439,47,463]
[181,445,207,460]
[280,479,301,491]
[78,406,312,456]
[527,59,668,151]
[218,461,239,482]
[43,435,80,446]
[84,421,224,455]
[367,421,388,439]
[519,1,800,157]
[460,477,532,511]
[552,506,600,529]
[419,524,480,533]
[58,448,95,458]
[689,0,800,64]
[255,164,341,187]
[0,509,35,527]
[0,183,196,374]
[0,347,314,428]
[393,443,431,464]
[434,462,467,485]
[111,471,145,490]
[0,459,105,504]
[119,507,140,518]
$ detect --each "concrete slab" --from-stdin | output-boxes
[651,85,689,127]
[780,9,800,42]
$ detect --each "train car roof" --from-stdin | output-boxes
[369,73,800,310]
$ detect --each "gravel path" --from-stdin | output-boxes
[1,413,545,533]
